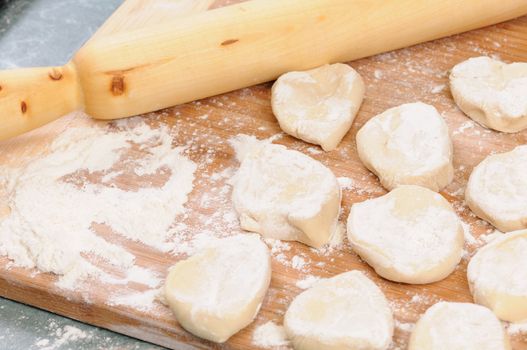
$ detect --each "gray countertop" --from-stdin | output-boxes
[0,1,164,349]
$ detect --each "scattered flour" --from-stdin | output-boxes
[461,221,477,245]
[291,255,307,271]
[453,120,477,135]
[508,322,527,336]
[101,265,162,289]
[395,320,414,333]
[430,84,446,94]
[267,133,284,143]
[265,238,294,268]
[315,221,346,257]
[447,185,465,197]
[337,176,354,190]
[108,288,161,312]
[34,339,50,347]
[39,325,89,350]
[265,238,292,255]
[374,69,384,79]
[171,231,221,256]
[410,294,425,304]
[295,275,322,290]
[252,321,290,348]
[0,117,196,290]
[229,134,270,162]
[306,147,323,155]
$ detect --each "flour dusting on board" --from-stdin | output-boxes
[252,321,290,348]
[0,117,196,290]
[508,322,527,336]
[295,275,322,290]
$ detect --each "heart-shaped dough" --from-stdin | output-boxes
[164,234,271,343]
[271,63,365,151]
[450,56,527,132]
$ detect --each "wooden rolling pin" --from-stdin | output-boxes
[1,0,527,141]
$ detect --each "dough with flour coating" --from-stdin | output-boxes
[164,234,271,343]
[450,56,527,132]
[409,302,511,350]
[230,136,341,248]
[347,185,463,284]
[284,271,394,350]
[467,229,527,322]
[356,102,453,192]
[465,145,527,232]
[271,63,365,151]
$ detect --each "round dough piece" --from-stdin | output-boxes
[347,185,463,284]
[409,302,511,350]
[230,136,341,248]
[356,102,453,192]
[467,229,527,322]
[271,63,365,151]
[164,234,271,343]
[465,145,527,232]
[284,271,394,350]
[450,56,527,133]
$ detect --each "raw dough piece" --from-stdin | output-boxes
[409,302,511,350]
[450,56,527,132]
[465,145,527,232]
[271,63,365,151]
[230,136,341,248]
[284,271,393,350]
[467,229,527,322]
[347,185,463,284]
[356,102,453,191]
[164,234,271,343]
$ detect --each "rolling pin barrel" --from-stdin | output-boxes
[1,0,527,141]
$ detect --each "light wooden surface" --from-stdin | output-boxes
[1,1,527,349]
[89,0,215,41]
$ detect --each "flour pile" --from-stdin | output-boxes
[0,117,196,289]
[252,321,289,348]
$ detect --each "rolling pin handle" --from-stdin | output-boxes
[0,63,82,141]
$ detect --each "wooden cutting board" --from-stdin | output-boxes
[1,1,527,349]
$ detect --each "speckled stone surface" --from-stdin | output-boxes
[0,0,121,68]
[0,1,164,349]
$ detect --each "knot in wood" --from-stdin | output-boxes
[48,68,63,81]
[111,75,125,96]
